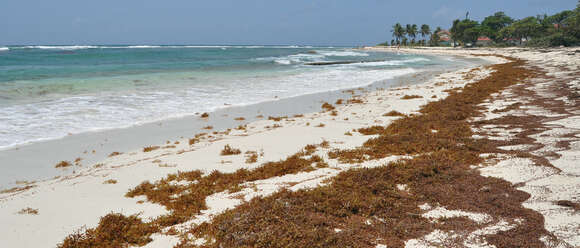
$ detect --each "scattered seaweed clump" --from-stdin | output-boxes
[55,161,72,168]
[356,126,385,135]
[200,113,209,118]
[245,152,258,164]
[556,200,580,211]
[220,145,241,156]
[303,144,318,156]
[321,102,335,111]
[108,152,122,157]
[268,116,287,121]
[0,185,35,194]
[235,125,247,131]
[234,117,245,121]
[18,207,39,215]
[383,110,405,117]
[143,146,160,152]
[103,179,118,184]
[335,99,343,105]
[57,213,158,248]
[347,98,363,104]
[401,94,423,100]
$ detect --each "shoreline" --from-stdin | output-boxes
[0,54,485,190]
[1,47,578,247]
[0,51,497,247]
[0,46,429,153]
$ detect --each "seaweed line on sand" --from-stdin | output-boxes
[58,55,557,248]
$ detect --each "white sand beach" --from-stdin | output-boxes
[1,47,579,248]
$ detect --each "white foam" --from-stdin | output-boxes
[0,47,9,52]
[354,58,430,67]
[288,53,325,61]
[13,45,330,50]
[126,45,162,49]
[318,50,369,57]
[260,53,430,67]
[274,59,292,65]
[23,45,99,50]
[0,67,416,150]
[257,53,326,65]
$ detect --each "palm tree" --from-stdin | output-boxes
[420,24,431,42]
[430,26,442,46]
[434,27,442,38]
[450,19,461,47]
[408,24,418,45]
[391,23,404,44]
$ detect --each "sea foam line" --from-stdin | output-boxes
[0,67,417,150]
[9,45,322,50]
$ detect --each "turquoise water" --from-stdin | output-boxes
[0,45,445,149]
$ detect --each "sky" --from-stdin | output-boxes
[0,0,577,46]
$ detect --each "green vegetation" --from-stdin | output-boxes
[420,24,431,46]
[390,22,431,46]
[450,19,480,46]
[481,12,514,42]
[385,1,580,47]
[429,26,442,46]
[391,23,405,45]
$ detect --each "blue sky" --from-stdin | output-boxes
[0,0,576,46]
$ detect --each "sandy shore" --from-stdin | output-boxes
[0,55,481,191]
[1,47,579,248]
[367,46,580,247]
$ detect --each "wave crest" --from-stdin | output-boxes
[23,45,99,50]
[353,58,430,67]
[11,45,323,50]
[318,50,369,57]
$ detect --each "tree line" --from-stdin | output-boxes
[383,0,580,47]
[388,23,439,46]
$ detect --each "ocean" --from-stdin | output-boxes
[0,45,446,150]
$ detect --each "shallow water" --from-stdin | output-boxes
[0,46,448,150]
